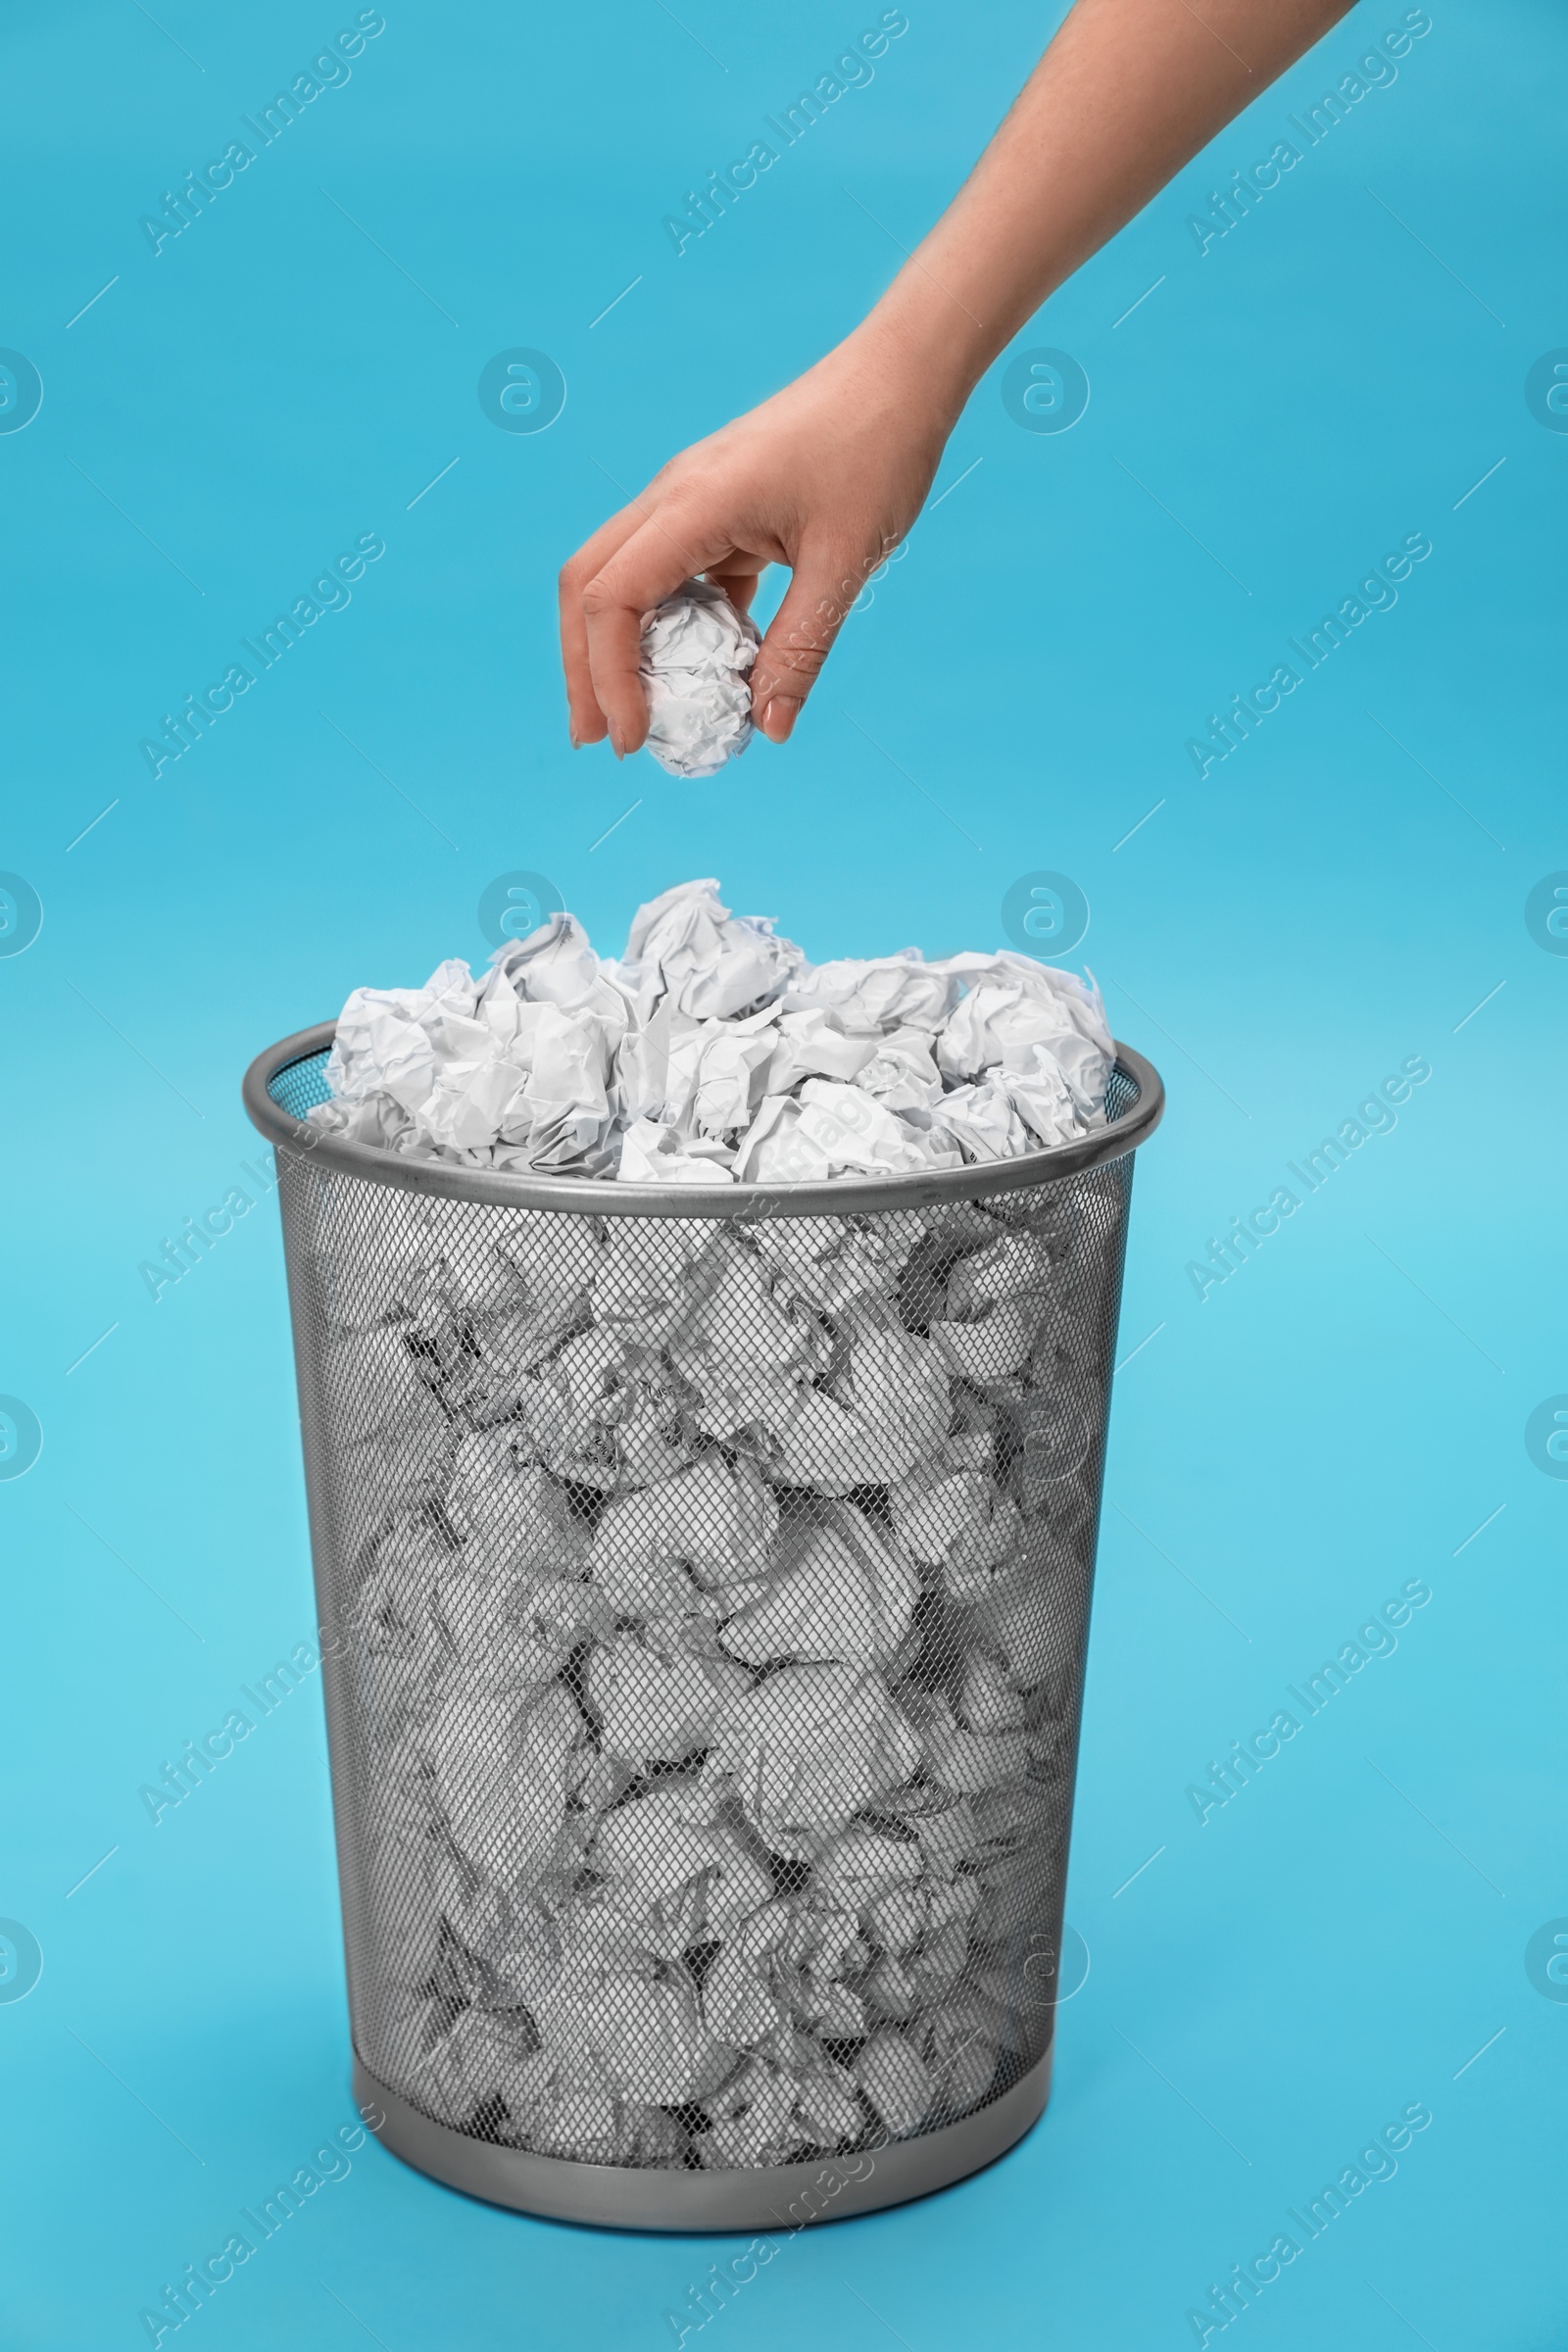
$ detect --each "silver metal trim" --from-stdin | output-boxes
[242,1022,1164,1218]
[352,2048,1053,2230]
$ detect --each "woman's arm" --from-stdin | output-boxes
[559,0,1354,755]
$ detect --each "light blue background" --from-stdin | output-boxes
[2,1,1563,2345]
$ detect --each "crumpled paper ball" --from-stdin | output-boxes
[639,578,760,778]
[333,1168,1103,2170]
[309,889,1128,2176]
[310,876,1117,1185]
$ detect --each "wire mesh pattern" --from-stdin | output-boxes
[269,1049,1138,2178]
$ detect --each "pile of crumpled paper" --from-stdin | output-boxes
[318,1126,1116,2171]
[308,878,1115,1184]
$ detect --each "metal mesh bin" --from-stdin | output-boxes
[243,1022,1162,2230]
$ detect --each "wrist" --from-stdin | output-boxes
[847,269,1002,430]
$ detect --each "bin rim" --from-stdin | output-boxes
[243,1021,1163,1220]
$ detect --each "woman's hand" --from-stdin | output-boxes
[558,324,956,757]
[559,0,1356,760]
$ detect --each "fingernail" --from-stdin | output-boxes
[761,699,798,744]
[569,729,581,750]
[609,725,624,760]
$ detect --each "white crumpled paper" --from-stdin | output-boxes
[711,1662,922,1854]
[612,878,800,1029]
[720,1503,919,1668]
[316,880,1128,2176]
[340,1153,1101,2167]
[310,875,1116,1185]
[639,579,760,779]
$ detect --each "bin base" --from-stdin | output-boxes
[353,2047,1053,2232]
